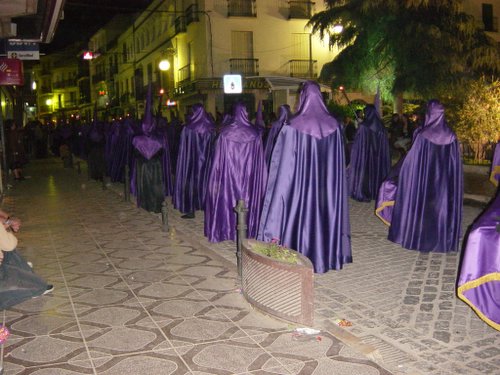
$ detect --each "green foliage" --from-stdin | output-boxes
[309,0,499,99]
[454,77,500,160]
[251,240,299,265]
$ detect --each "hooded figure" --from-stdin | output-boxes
[264,104,291,168]
[490,141,500,187]
[387,100,463,252]
[457,189,500,331]
[254,100,265,135]
[348,104,391,201]
[258,81,352,273]
[131,84,172,213]
[204,102,267,242]
[173,103,216,217]
[86,107,106,181]
[109,118,135,183]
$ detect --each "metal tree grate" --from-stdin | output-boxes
[241,241,314,326]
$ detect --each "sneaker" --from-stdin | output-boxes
[43,285,54,295]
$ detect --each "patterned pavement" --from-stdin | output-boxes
[0,158,392,375]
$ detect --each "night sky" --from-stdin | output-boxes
[43,0,151,53]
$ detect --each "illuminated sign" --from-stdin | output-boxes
[223,74,242,94]
[83,51,93,60]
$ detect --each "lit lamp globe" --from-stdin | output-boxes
[332,24,343,34]
[159,59,170,71]
[46,99,53,106]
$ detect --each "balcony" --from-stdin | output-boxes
[289,59,317,78]
[175,16,187,34]
[228,0,256,17]
[288,1,314,19]
[230,58,259,76]
[186,3,199,25]
[178,64,191,85]
[53,79,77,89]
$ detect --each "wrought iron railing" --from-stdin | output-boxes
[288,1,314,19]
[175,16,187,34]
[178,64,191,84]
[229,58,259,76]
[228,0,256,17]
[289,59,317,78]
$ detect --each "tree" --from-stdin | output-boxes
[308,0,499,100]
[454,77,500,161]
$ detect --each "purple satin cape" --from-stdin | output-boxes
[204,102,267,242]
[173,104,216,213]
[258,81,352,273]
[264,104,291,168]
[490,142,500,187]
[375,158,404,225]
[388,100,463,252]
[458,191,500,331]
[348,105,391,202]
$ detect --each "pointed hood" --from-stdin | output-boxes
[289,80,339,139]
[142,83,155,136]
[418,99,456,145]
[186,103,215,133]
[232,102,252,127]
[255,100,265,130]
[361,105,386,133]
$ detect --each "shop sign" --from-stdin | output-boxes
[0,58,24,85]
[7,40,40,60]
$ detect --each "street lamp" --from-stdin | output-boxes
[158,59,170,71]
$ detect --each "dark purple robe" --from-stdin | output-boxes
[173,104,216,214]
[204,102,267,242]
[258,81,352,273]
[264,104,291,168]
[388,100,463,252]
[458,191,500,331]
[490,142,500,187]
[348,105,391,202]
[131,85,172,212]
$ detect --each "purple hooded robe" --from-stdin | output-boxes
[264,104,291,168]
[490,142,500,187]
[258,81,352,273]
[173,104,216,214]
[348,105,391,202]
[458,190,500,331]
[204,102,267,242]
[388,100,463,252]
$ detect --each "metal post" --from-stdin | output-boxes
[124,165,130,202]
[161,200,169,232]
[235,199,248,281]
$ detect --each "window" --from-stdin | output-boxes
[228,0,256,17]
[482,3,497,32]
[230,31,258,75]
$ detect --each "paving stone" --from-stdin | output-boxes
[474,347,500,359]
[467,360,499,374]
[403,296,420,305]
[420,303,434,312]
[433,331,451,343]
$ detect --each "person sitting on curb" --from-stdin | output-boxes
[0,211,53,310]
